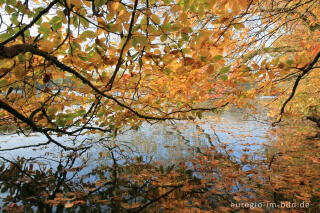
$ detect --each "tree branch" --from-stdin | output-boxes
[0,43,227,138]
[272,51,320,126]
[105,0,139,90]
[0,0,59,46]
[0,98,80,150]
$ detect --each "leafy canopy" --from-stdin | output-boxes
[0,0,319,149]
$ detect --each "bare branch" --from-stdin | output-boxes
[272,51,320,126]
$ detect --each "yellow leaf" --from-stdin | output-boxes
[151,14,160,25]
[170,5,182,13]
[70,0,83,9]
[108,1,120,14]
[65,203,74,208]
[121,202,140,209]
[238,0,249,9]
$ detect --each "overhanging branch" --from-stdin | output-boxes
[0,0,59,46]
[272,51,320,126]
[0,44,225,122]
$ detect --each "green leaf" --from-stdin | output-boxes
[201,56,207,62]
[10,13,19,25]
[80,17,89,28]
[56,118,66,127]
[139,15,148,26]
[181,32,189,41]
[132,37,137,48]
[94,0,106,7]
[131,52,139,59]
[190,2,196,12]
[72,16,78,28]
[286,59,294,66]
[243,66,251,72]
[38,26,50,39]
[198,4,204,17]
[132,24,140,32]
[64,113,77,121]
[52,22,62,31]
[221,74,228,81]
[0,33,12,41]
[182,48,191,54]
[79,56,87,61]
[220,66,230,74]
[0,79,7,87]
[6,0,16,5]
[165,68,171,75]
[5,5,15,13]
[18,54,25,63]
[71,42,81,50]
[136,35,148,46]
[17,2,27,13]
[49,16,63,32]
[163,23,171,32]
[213,55,223,62]
[172,24,180,31]
[36,17,42,25]
[99,121,107,127]
[76,109,86,116]
[97,111,104,118]
[183,0,191,10]
[80,30,96,40]
[160,34,167,42]
[49,16,62,25]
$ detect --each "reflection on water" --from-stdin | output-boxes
[114,109,269,164]
[0,109,269,166]
[1,109,319,212]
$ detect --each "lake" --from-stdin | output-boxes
[1,105,319,212]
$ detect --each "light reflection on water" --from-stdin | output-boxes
[0,108,272,211]
[0,109,270,166]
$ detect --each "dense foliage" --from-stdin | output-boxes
[0,0,318,145]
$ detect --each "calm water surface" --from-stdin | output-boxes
[0,109,270,162]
